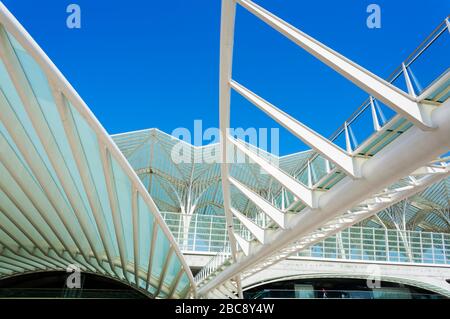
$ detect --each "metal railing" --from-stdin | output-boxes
[161,212,229,253]
[161,212,450,266]
[332,16,449,147]
[297,226,449,265]
[290,17,450,192]
[193,244,232,285]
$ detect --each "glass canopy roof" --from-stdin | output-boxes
[0,4,193,298]
[112,128,450,234]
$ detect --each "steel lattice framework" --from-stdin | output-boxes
[0,0,448,300]
[0,3,194,298]
[195,0,450,298]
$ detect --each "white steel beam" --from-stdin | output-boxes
[228,136,317,207]
[199,98,450,295]
[370,97,382,132]
[402,63,416,97]
[218,285,238,299]
[230,207,266,244]
[236,167,450,282]
[167,267,185,299]
[230,80,361,177]
[0,168,94,274]
[218,0,240,264]
[417,71,450,102]
[0,91,94,271]
[155,247,174,297]
[146,221,159,292]
[235,0,434,130]
[52,88,120,277]
[235,277,244,299]
[0,176,62,262]
[99,144,130,282]
[229,176,287,228]
[131,187,140,288]
[234,232,251,256]
[0,28,103,271]
[411,165,448,176]
[216,0,246,300]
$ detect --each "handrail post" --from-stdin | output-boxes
[307,160,313,188]
[370,97,381,132]
[402,63,416,98]
[344,122,352,153]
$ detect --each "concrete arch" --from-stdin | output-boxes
[241,258,450,297]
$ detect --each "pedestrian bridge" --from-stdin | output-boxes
[161,211,450,297]
[196,0,450,298]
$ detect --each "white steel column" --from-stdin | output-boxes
[218,0,244,298]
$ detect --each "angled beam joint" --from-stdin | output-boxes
[230,80,361,177]
[230,207,266,244]
[229,176,287,228]
[235,0,435,130]
[228,136,319,208]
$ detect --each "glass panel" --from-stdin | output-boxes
[138,195,153,273]
[151,226,171,280]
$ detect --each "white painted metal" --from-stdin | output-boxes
[235,0,435,130]
[229,176,287,228]
[417,71,450,102]
[234,232,251,256]
[200,159,449,294]
[155,247,174,297]
[218,0,239,261]
[230,80,358,177]
[99,143,130,281]
[0,89,96,272]
[145,220,158,292]
[217,0,244,298]
[0,3,195,297]
[369,97,381,132]
[52,88,120,276]
[131,188,140,287]
[200,0,450,295]
[230,80,361,177]
[344,122,352,153]
[230,207,266,244]
[402,63,416,97]
[168,268,185,299]
[228,136,317,207]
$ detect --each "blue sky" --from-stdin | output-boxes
[3,0,449,155]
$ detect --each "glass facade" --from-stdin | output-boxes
[161,211,450,269]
